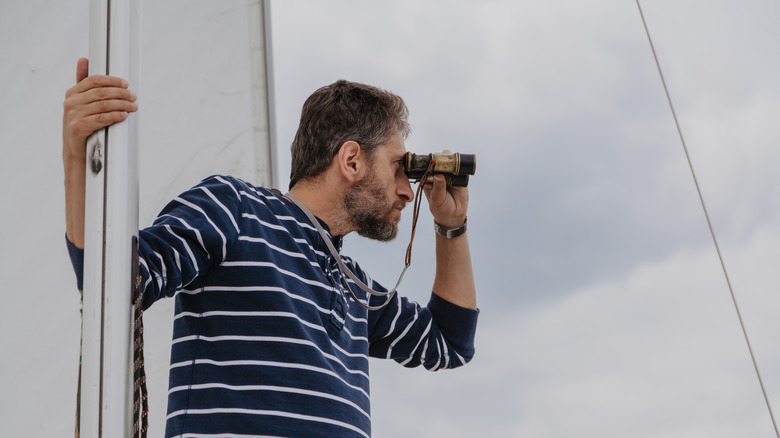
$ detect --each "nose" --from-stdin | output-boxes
[397,172,414,203]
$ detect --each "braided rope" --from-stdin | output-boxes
[132,268,149,438]
[75,292,83,438]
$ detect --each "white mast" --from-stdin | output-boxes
[248,0,277,188]
[81,0,141,436]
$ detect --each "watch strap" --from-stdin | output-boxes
[434,217,467,239]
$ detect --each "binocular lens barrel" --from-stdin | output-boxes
[403,152,476,187]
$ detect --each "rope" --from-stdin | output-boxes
[74,279,147,438]
[75,292,83,438]
[132,291,148,436]
[132,287,149,438]
[635,2,779,436]
[75,265,148,438]
[132,237,149,438]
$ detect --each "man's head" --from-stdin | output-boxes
[342,131,411,241]
[289,80,411,190]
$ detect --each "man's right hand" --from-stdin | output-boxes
[63,57,138,248]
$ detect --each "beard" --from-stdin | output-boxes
[343,172,403,242]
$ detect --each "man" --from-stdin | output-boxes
[63,58,478,437]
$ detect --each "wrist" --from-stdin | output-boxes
[63,145,84,162]
[63,151,86,192]
[63,148,86,170]
[434,217,467,239]
[432,215,467,230]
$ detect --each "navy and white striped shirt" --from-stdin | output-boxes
[69,175,478,437]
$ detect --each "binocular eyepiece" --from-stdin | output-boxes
[403,152,476,187]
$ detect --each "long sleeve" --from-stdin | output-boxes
[66,235,85,291]
[137,175,242,309]
[66,175,243,309]
[364,270,479,371]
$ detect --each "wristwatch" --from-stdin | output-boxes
[434,217,467,239]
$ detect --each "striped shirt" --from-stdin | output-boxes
[68,175,479,437]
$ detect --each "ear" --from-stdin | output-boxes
[335,141,365,183]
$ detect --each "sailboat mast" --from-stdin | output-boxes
[248,0,276,188]
[81,0,141,436]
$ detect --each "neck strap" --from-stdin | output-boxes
[284,159,435,311]
[285,192,402,310]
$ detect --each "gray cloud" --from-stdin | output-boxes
[3,0,780,436]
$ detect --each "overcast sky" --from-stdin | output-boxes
[2,0,780,436]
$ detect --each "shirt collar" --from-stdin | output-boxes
[275,190,344,254]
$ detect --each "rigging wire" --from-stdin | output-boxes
[634,2,779,436]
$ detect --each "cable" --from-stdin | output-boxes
[635,2,779,436]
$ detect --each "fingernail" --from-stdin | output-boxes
[121,79,129,88]
[121,111,129,117]
[129,90,137,100]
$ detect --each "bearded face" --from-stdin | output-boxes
[343,169,404,242]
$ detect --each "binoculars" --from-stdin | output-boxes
[402,152,476,187]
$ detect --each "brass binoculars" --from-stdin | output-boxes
[402,152,476,187]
